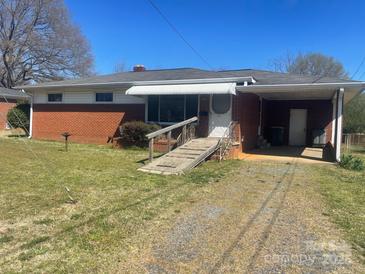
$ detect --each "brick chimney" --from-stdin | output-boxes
[133,64,146,72]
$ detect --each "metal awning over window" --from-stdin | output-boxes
[125,82,237,95]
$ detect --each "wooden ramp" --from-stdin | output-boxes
[139,138,220,175]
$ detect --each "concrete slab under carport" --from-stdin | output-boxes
[237,146,334,164]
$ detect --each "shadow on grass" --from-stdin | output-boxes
[1,161,236,262]
[6,134,28,138]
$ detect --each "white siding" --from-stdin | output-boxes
[64,92,94,104]
[33,91,48,103]
[32,91,145,104]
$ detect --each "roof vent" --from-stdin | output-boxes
[133,65,146,72]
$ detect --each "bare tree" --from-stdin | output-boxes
[0,0,94,88]
[271,52,348,79]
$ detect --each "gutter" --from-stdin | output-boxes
[16,76,256,90]
[236,82,365,91]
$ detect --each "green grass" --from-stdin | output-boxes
[314,153,365,263]
[1,138,363,271]
[0,138,239,272]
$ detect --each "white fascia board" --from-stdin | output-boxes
[0,94,30,100]
[132,77,253,86]
[236,82,365,92]
[17,77,254,91]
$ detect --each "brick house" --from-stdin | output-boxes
[19,67,365,161]
[0,87,30,131]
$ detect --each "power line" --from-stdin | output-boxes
[359,70,365,80]
[351,56,365,79]
[146,0,214,70]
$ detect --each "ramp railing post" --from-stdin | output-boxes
[144,116,198,164]
[167,131,171,152]
[182,125,187,144]
[149,138,154,162]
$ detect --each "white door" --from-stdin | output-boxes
[208,94,232,137]
[289,109,307,146]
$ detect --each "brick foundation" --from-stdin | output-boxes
[32,104,145,144]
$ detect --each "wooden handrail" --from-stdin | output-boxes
[217,121,238,161]
[147,116,198,162]
[146,116,198,139]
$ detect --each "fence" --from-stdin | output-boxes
[342,133,365,154]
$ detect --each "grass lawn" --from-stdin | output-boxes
[0,138,240,273]
[0,138,364,272]
[314,149,365,263]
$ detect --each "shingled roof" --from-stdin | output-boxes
[18,68,357,89]
[0,87,29,99]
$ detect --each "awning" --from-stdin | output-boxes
[126,82,237,95]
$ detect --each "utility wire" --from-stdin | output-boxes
[146,0,214,70]
[359,70,365,80]
[351,56,365,79]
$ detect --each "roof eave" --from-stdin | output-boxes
[17,76,255,91]
[236,81,365,92]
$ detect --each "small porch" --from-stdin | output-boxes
[233,83,357,162]
[126,80,360,165]
[239,146,331,164]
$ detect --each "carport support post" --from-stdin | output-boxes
[334,88,344,162]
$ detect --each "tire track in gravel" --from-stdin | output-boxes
[209,160,297,274]
[245,160,297,273]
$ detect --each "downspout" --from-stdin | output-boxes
[28,90,33,139]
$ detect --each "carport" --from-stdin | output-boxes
[235,81,365,162]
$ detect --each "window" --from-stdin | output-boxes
[212,94,230,114]
[147,96,159,122]
[147,95,199,124]
[48,93,62,102]
[160,95,185,123]
[96,92,113,102]
[185,95,199,119]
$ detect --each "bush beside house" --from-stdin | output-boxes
[119,121,160,148]
[6,104,30,134]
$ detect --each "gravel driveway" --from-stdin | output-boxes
[124,160,364,273]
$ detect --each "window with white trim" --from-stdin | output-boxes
[48,93,62,102]
[96,92,113,102]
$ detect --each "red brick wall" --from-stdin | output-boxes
[0,99,17,129]
[32,104,145,144]
[197,95,210,137]
[232,93,260,151]
[263,100,333,146]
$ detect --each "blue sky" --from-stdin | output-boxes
[65,0,365,80]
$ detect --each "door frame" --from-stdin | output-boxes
[208,94,232,137]
[289,108,307,146]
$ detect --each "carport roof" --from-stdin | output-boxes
[17,68,359,90]
[0,87,29,100]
